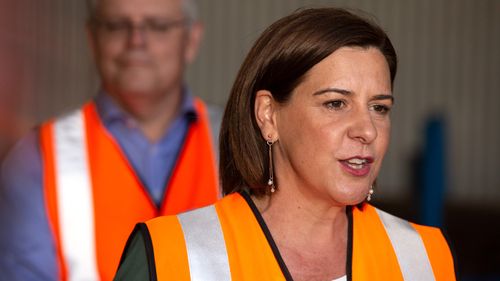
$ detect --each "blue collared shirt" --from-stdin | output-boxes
[0,89,197,280]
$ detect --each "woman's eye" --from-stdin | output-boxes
[371,104,391,115]
[324,100,346,110]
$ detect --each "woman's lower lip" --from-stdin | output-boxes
[339,161,371,176]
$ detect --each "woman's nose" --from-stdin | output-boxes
[347,109,377,144]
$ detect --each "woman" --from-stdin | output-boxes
[114,7,456,281]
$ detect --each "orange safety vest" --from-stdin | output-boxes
[145,192,456,280]
[40,99,219,281]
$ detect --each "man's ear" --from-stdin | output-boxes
[254,90,278,141]
[185,21,204,64]
[86,23,99,63]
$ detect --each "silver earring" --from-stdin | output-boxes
[367,186,374,201]
[267,140,275,193]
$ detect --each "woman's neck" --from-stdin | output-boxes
[252,189,348,281]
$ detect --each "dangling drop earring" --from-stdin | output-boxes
[367,185,374,201]
[267,140,276,193]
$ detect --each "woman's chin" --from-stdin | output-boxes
[329,188,370,206]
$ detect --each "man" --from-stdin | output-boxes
[0,0,220,280]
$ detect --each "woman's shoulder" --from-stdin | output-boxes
[355,203,446,239]
[354,203,449,244]
[353,203,456,279]
[145,213,180,229]
[145,193,245,236]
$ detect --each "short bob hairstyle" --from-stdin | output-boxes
[220,7,397,196]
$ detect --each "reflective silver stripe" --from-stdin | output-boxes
[178,205,231,281]
[376,208,435,281]
[54,110,99,281]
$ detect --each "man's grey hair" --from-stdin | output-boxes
[86,0,199,22]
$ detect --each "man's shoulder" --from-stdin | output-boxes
[205,103,224,121]
[195,100,223,153]
[0,102,91,185]
[1,129,42,192]
[2,129,41,170]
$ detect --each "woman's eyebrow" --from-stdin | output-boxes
[313,87,352,96]
[372,94,394,103]
[313,88,394,103]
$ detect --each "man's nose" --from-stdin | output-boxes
[127,25,147,48]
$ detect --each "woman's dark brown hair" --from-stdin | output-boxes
[219,7,397,196]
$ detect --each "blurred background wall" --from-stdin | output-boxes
[1,0,499,279]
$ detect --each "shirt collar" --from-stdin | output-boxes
[94,87,198,127]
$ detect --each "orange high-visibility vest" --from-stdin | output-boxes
[145,193,455,280]
[40,98,219,281]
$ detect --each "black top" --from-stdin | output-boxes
[114,223,156,281]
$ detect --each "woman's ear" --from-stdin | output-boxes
[254,90,278,141]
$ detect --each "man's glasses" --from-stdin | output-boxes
[92,18,189,41]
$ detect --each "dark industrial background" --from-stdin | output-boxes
[1,1,499,279]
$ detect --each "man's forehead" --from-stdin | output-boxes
[96,0,184,19]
